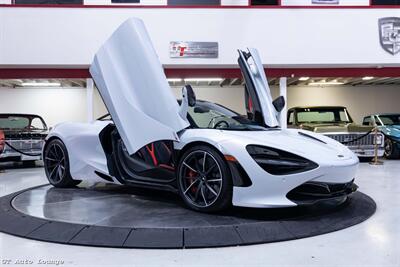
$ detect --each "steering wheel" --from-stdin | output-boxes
[213,120,229,129]
[207,115,225,128]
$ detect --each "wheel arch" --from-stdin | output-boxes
[176,141,252,187]
[176,141,225,162]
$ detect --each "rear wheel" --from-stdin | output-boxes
[384,138,400,159]
[177,145,232,212]
[44,139,80,187]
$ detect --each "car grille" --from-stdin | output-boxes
[324,133,382,146]
[3,133,46,152]
[3,140,44,152]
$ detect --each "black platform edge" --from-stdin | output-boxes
[0,185,376,249]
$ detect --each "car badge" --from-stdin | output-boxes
[379,17,400,55]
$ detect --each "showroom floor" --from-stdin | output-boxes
[0,161,399,267]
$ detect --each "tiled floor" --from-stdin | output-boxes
[0,161,399,267]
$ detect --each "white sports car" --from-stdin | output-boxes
[43,18,359,212]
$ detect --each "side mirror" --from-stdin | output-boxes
[273,96,285,113]
[178,85,196,120]
[185,85,196,107]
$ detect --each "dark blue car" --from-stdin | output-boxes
[363,114,400,159]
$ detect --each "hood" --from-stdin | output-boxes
[219,129,357,164]
[90,18,189,155]
[381,125,400,138]
[300,123,373,133]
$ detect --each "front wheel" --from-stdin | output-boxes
[384,138,400,159]
[44,139,80,187]
[177,145,232,212]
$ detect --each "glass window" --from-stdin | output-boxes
[296,107,353,124]
[251,0,279,5]
[378,115,400,125]
[187,101,267,131]
[371,0,400,5]
[0,116,29,130]
[15,0,83,4]
[168,0,220,5]
[363,117,371,126]
[30,117,46,130]
[288,111,294,125]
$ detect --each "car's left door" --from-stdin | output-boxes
[90,18,189,156]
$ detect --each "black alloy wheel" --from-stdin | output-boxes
[384,138,400,159]
[177,145,232,212]
[44,139,80,187]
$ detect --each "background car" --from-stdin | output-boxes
[0,113,48,166]
[363,114,400,159]
[287,106,384,159]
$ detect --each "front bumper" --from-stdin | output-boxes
[349,146,384,158]
[0,151,42,162]
[286,179,358,205]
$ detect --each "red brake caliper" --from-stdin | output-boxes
[187,169,197,193]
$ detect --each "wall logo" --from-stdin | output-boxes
[379,17,400,55]
[170,41,218,58]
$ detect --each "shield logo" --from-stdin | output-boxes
[379,17,400,55]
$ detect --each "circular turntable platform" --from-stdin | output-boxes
[0,184,376,248]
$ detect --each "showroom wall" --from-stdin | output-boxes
[1,84,397,127]
[0,87,87,127]
[1,7,398,69]
[92,84,400,124]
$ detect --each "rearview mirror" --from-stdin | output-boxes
[272,96,285,112]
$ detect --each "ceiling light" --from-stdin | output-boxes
[299,77,310,81]
[308,81,344,86]
[167,78,182,82]
[184,78,223,82]
[362,76,374,80]
[21,82,61,87]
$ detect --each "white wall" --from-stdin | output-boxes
[2,84,399,127]
[1,7,399,68]
[0,87,87,127]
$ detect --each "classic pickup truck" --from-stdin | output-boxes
[287,106,384,159]
[0,114,48,166]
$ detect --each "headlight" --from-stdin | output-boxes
[246,145,318,175]
[375,135,383,145]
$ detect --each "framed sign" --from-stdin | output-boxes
[170,41,218,58]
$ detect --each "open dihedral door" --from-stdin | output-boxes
[90,18,189,155]
[238,48,280,128]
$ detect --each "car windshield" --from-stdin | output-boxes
[187,101,268,131]
[296,107,352,124]
[0,115,46,130]
[379,115,400,126]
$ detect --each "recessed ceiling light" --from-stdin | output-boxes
[21,82,61,87]
[184,78,223,82]
[362,76,374,80]
[308,81,344,86]
[167,78,182,82]
[299,77,310,81]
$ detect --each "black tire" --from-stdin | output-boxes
[384,138,400,159]
[44,139,80,188]
[22,160,36,168]
[177,145,232,212]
